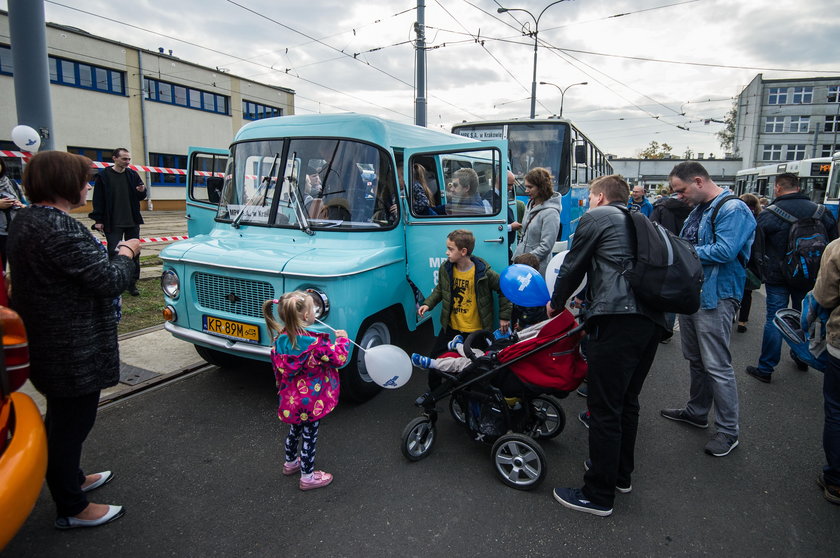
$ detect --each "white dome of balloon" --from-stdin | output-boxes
[11,125,40,152]
[364,344,413,389]
[545,250,587,307]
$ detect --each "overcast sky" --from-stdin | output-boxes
[9,0,840,157]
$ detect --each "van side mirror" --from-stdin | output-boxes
[574,144,587,166]
[206,177,223,203]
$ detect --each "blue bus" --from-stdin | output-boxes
[451,118,613,242]
[824,151,840,219]
[161,113,510,401]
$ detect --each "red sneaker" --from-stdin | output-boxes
[299,471,333,491]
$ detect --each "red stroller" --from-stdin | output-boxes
[401,309,587,490]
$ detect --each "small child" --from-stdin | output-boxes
[511,253,548,330]
[263,291,349,491]
[411,334,491,373]
[418,229,511,361]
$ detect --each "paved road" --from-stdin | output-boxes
[5,291,839,557]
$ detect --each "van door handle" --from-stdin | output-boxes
[484,237,504,243]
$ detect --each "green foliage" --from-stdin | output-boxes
[638,140,674,159]
[717,102,737,151]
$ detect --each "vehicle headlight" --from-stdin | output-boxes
[161,270,180,298]
[306,288,329,319]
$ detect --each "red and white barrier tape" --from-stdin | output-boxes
[101,235,188,245]
[1,151,223,177]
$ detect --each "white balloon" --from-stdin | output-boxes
[364,344,413,389]
[11,125,40,152]
[545,250,587,309]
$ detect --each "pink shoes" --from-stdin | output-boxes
[282,458,301,476]
[299,471,333,491]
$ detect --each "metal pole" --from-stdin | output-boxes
[8,0,54,150]
[530,34,538,119]
[414,0,427,127]
[138,50,153,210]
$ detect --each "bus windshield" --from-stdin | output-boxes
[216,138,398,230]
[507,123,566,190]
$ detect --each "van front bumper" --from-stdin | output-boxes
[164,322,272,359]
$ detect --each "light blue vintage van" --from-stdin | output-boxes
[160,113,510,401]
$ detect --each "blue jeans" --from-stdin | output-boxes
[824,354,840,485]
[757,284,806,374]
[679,299,740,437]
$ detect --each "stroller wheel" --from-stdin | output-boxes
[491,434,547,490]
[401,417,436,461]
[530,396,566,440]
[449,396,467,426]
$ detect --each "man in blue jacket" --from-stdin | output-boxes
[627,185,653,217]
[660,162,755,458]
[745,173,838,383]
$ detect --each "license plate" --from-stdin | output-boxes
[202,316,260,344]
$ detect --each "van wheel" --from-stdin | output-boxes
[194,345,247,368]
[340,321,390,402]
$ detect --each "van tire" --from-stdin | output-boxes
[194,345,248,369]
[340,320,392,402]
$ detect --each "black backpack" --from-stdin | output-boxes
[710,195,765,290]
[767,204,829,291]
[619,207,704,314]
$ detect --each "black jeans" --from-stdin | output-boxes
[738,289,753,323]
[582,315,661,508]
[44,391,101,517]
[105,226,140,289]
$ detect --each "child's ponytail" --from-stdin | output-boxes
[263,291,310,349]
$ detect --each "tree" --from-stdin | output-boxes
[638,140,673,159]
[717,101,737,152]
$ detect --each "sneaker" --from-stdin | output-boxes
[660,408,709,429]
[736,324,747,333]
[584,459,632,494]
[704,432,739,457]
[447,335,464,351]
[745,366,772,384]
[578,410,590,429]
[282,458,300,476]
[552,487,612,517]
[300,470,333,491]
[576,383,588,397]
[817,473,840,505]
[411,353,433,369]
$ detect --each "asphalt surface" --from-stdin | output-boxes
[6,288,839,557]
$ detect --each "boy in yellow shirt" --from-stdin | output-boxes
[418,229,511,373]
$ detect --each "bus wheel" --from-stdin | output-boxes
[194,345,248,369]
[340,321,390,402]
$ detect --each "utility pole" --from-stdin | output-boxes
[8,0,54,150]
[414,0,427,127]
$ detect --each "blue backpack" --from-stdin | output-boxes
[767,204,828,292]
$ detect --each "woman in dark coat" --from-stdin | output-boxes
[8,151,141,530]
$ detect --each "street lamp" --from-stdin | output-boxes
[539,81,587,117]
[498,1,569,119]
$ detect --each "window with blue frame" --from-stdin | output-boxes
[144,77,229,115]
[242,100,283,120]
[68,146,112,164]
[148,152,188,187]
[1,44,126,96]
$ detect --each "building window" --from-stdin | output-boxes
[1,45,126,95]
[762,144,783,161]
[143,77,229,115]
[242,100,283,121]
[768,87,787,105]
[787,144,806,161]
[829,86,840,103]
[826,116,840,133]
[148,152,187,186]
[822,144,839,157]
[764,116,784,133]
[789,116,810,133]
[792,87,813,104]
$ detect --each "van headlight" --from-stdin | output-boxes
[306,288,329,319]
[161,270,180,298]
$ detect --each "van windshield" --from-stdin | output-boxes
[216,138,398,230]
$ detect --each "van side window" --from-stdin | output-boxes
[410,149,502,218]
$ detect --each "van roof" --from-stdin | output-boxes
[235,113,478,150]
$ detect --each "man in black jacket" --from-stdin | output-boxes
[746,173,838,383]
[89,148,147,296]
[547,175,665,517]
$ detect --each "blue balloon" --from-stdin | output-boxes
[500,264,551,307]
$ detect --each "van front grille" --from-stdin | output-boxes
[194,272,274,318]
